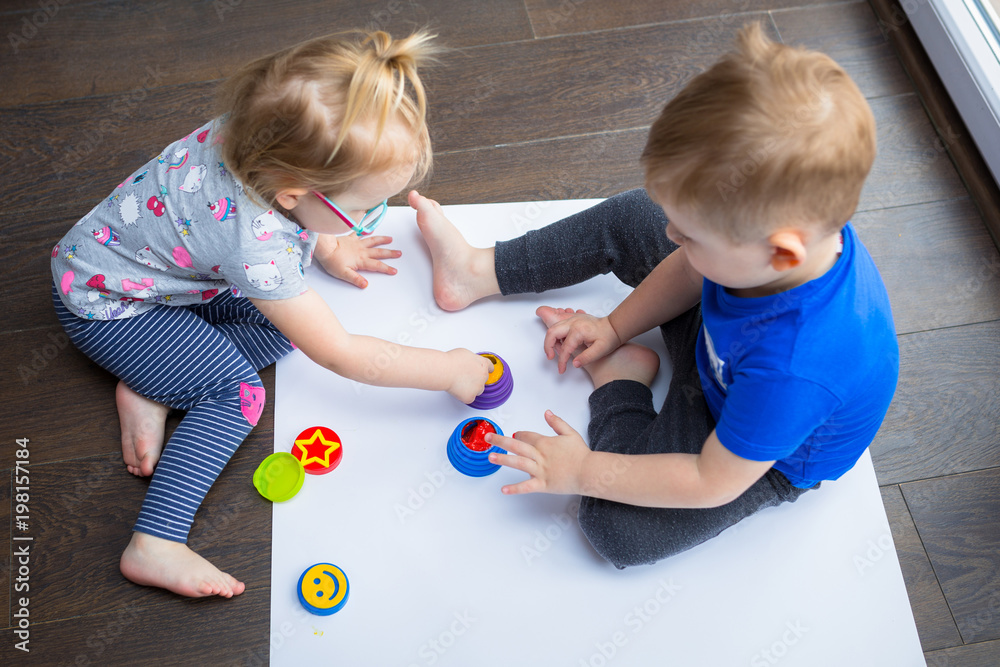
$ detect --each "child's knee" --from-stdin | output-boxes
[577,497,685,569]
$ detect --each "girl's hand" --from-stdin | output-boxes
[315,233,401,288]
[540,307,622,373]
[485,410,590,495]
[446,349,494,404]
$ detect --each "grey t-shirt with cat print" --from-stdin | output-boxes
[51,117,318,321]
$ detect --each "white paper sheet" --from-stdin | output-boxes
[270,200,924,666]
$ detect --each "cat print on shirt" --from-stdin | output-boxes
[251,210,282,241]
[178,164,208,193]
[243,260,282,291]
[135,246,171,271]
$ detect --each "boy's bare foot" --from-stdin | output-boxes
[536,305,659,389]
[120,531,245,598]
[409,190,500,311]
[116,380,169,476]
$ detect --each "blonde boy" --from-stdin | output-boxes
[410,23,898,567]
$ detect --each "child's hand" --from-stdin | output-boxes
[540,307,622,373]
[486,410,589,495]
[446,348,494,404]
[315,233,401,289]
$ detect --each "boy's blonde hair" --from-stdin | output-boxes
[641,23,876,241]
[217,30,439,207]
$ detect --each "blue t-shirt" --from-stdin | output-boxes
[696,223,898,487]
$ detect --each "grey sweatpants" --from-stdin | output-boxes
[494,188,814,568]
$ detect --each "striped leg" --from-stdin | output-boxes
[55,289,288,542]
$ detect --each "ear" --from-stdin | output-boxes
[767,230,807,272]
[274,188,309,211]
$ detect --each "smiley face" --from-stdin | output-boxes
[297,563,350,615]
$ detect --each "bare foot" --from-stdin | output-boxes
[409,190,500,311]
[582,343,660,389]
[116,380,169,476]
[120,531,245,598]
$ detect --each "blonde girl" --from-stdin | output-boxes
[51,30,491,598]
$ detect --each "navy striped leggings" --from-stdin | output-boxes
[53,285,293,542]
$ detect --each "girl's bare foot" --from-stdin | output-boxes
[116,380,169,476]
[409,190,500,311]
[120,531,245,598]
[536,306,659,389]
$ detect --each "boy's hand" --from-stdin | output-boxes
[540,308,622,373]
[486,410,590,495]
[446,349,494,404]
[315,233,401,289]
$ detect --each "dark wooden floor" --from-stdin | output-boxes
[2,1,998,664]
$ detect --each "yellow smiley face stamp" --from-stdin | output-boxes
[298,563,350,615]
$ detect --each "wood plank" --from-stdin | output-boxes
[523,0,834,38]
[1,470,8,630]
[859,93,968,212]
[868,0,1000,252]
[870,321,1000,485]
[0,325,121,469]
[926,639,1000,667]
[0,594,270,664]
[0,0,534,105]
[770,1,911,99]
[902,469,1000,644]
[0,81,219,218]
[0,324,278,467]
[853,198,1000,335]
[1,31,955,227]
[424,129,648,205]
[3,432,273,623]
[423,16,778,152]
[881,484,963,651]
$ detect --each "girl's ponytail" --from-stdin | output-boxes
[217,29,440,208]
[336,30,439,163]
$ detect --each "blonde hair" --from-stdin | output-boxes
[216,30,440,207]
[641,23,876,241]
